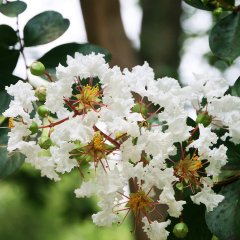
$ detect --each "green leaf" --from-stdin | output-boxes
[0,1,27,17]
[230,76,240,97]
[0,25,18,47]
[209,13,240,62]
[168,199,212,240]
[23,11,70,47]
[223,141,240,170]
[206,180,240,240]
[0,47,20,74]
[0,147,25,179]
[183,0,215,11]
[0,91,11,114]
[0,73,22,91]
[38,42,112,68]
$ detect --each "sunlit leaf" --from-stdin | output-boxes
[23,11,70,47]
[0,1,27,17]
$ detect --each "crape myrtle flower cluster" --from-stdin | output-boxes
[3,53,240,240]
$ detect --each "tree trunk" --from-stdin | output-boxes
[140,0,182,78]
[80,0,138,68]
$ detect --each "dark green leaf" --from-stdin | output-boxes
[0,147,25,179]
[0,25,18,47]
[168,198,212,240]
[183,0,215,11]
[222,141,240,170]
[0,91,11,114]
[230,76,240,97]
[0,74,22,91]
[206,180,240,240]
[23,11,70,47]
[225,0,235,6]
[38,42,112,68]
[0,1,27,17]
[210,13,240,62]
[0,47,20,74]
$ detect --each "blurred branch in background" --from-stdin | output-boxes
[140,0,182,78]
[80,0,139,68]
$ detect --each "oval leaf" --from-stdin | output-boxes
[0,91,11,114]
[23,11,70,47]
[0,74,22,91]
[0,25,18,47]
[230,76,240,97]
[0,147,25,179]
[210,13,240,62]
[0,1,27,17]
[38,42,112,68]
[0,47,20,74]
[184,0,215,11]
[206,180,240,240]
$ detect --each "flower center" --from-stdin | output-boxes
[93,132,105,151]
[8,117,14,128]
[78,85,100,105]
[126,190,153,215]
[175,154,202,182]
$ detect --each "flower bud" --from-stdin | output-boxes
[35,86,46,102]
[29,121,38,134]
[37,105,49,117]
[176,182,184,191]
[30,61,45,76]
[196,112,212,127]
[213,7,223,16]
[173,222,189,239]
[38,136,52,149]
[132,103,148,117]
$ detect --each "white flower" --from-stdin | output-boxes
[120,138,143,163]
[49,142,77,174]
[142,217,171,240]
[5,80,37,111]
[160,186,186,218]
[3,81,37,123]
[188,124,217,153]
[92,195,119,227]
[7,121,31,152]
[191,185,224,212]
[75,181,96,198]
[57,52,109,81]
[205,145,228,177]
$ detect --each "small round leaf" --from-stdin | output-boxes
[0,1,27,17]
[23,11,70,47]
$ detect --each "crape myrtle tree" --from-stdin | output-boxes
[0,1,240,240]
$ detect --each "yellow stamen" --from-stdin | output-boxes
[81,85,100,104]
[93,132,105,151]
[127,190,153,215]
[8,117,14,128]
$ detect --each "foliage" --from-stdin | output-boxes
[1,0,240,239]
[0,0,110,177]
